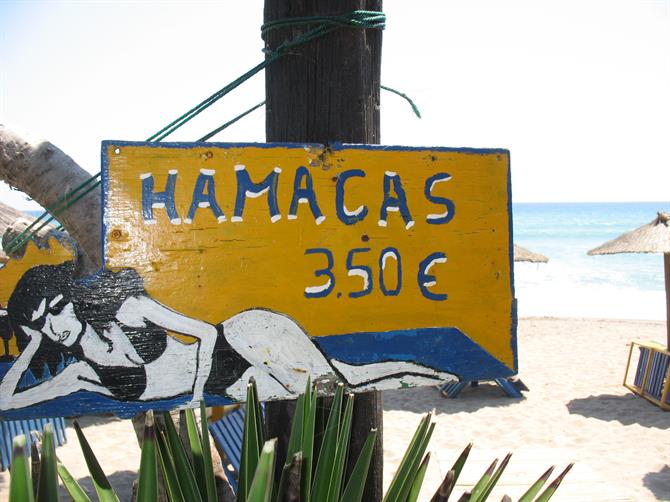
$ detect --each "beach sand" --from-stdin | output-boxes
[0,317,668,501]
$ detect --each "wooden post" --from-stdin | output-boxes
[664,253,670,350]
[263,1,384,500]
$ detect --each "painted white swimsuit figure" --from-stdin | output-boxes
[0,262,456,411]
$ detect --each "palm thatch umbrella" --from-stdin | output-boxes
[588,211,670,348]
[514,244,548,263]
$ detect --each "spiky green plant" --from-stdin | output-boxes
[9,379,572,502]
[233,378,573,502]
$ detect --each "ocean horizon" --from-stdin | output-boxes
[513,201,670,320]
[16,201,670,321]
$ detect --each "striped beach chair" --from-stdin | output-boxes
[0,417,68,471]
[208,407,245,491]
[624,339,670,410]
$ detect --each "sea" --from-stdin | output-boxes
[23,201,670,320]
[513,201,670,320]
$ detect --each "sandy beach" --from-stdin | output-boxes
[0,317,668,501]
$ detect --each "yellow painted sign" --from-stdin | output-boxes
[104,142,515,372]
[0,142,515,419]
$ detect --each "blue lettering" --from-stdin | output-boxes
[141,171,180,224]
[304,248,335,298]
[336,169,368,225]
[185,170,225,224]
[289,166,324,224]
[418,252,448,301]
[379,247,402,296]
[233,165,281,223]
[425,173,455,224]
[379,172,414,229]
[346,248,372,298]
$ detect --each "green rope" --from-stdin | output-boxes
[5,11,395,255]
[147,10,385,142]
[5,11,385,255]
[4,177,102,255]
[381,85,422,118]
[198,101,265,142]
[4,173,101,255]
[197,84,421,142]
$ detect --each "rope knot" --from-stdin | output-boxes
[262,10,385,60]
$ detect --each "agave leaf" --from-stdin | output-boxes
[301,378,317,502]
[533,463,573,502]
[477,453,512,502]
[239,382,263,502]
[517,466,554,502]
[457,491,471,502]
[311,383,344,501]
[161,412,203,502]
[468,458,497,502]
[31,438,40,497]
[56,459,92,502]
[185,407,208,502]
[395,421,436,502]
[406,452,431,502]
[429,469,454,502]
[156,429,185,502]
[37,423,60,502]
[430,443,474,502]
[327,392,354,502]
[383,413,431,502]
[339,430,377,502]
[247,439,277,502]
[276,394,306,501]
[285,393,305,462]
[251,379,265,448]
[275,452,302,502]
[450,443,473,489]
[199,401,218,502]
[73,421,120,502]
[137,411,158,502]
[9,435,34,502]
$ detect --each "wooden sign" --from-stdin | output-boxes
[0,141,515,419]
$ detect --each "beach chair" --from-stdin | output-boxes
[0,417,68,471]
[624,339,670,410]
[439,377,527,398]
[208,406,245,490]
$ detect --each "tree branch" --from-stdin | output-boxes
[0,125,101,275]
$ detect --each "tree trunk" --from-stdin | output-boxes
[263,1,384,500]
[0,125,101,275]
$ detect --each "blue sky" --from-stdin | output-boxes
[1,1,668,209]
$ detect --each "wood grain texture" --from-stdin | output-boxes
[264,0,382,145]
[264,0,383,497]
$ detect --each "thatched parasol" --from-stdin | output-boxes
[514,244,548,263]
[588,211,670,348]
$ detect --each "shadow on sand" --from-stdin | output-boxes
[566,393,670,429]
[383,383,524,414]
[643,465,670,501]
